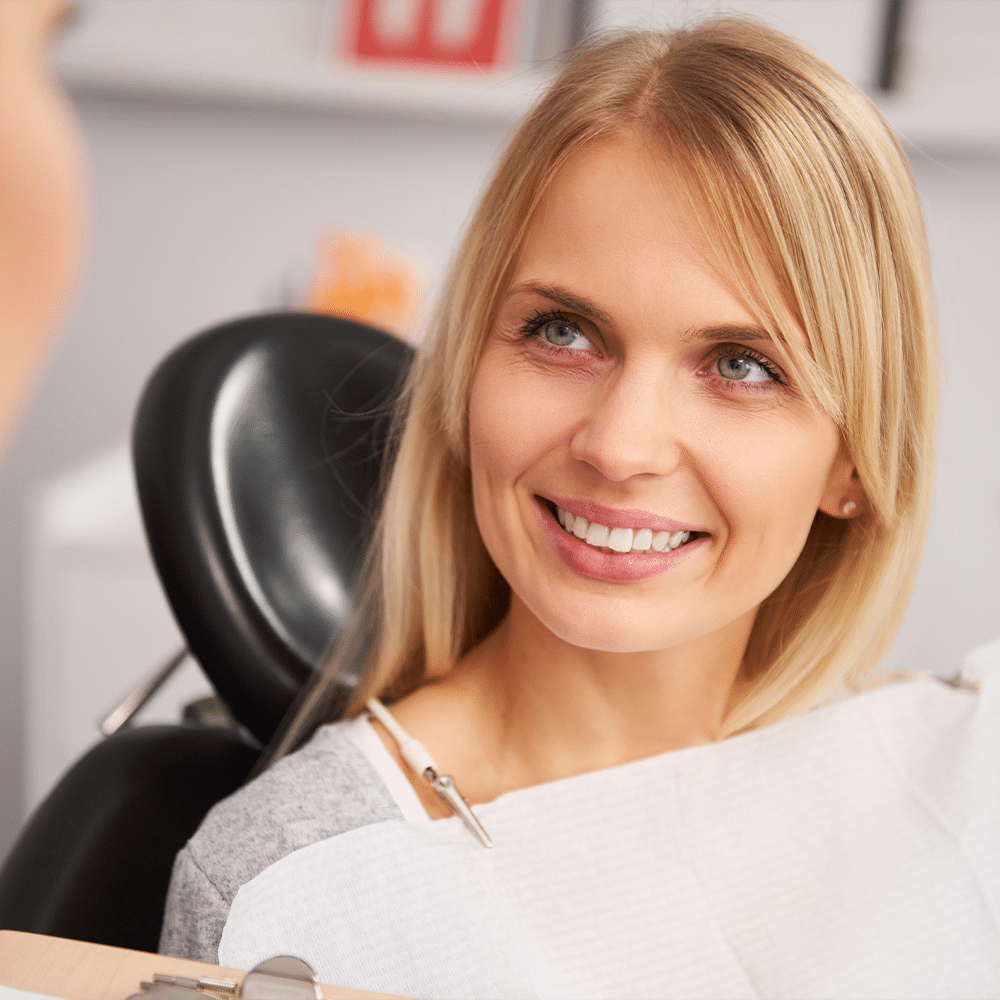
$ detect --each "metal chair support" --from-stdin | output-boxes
[99,647,189,737]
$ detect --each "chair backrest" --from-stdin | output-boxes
[133,312,414,744]
[0,725,258,950]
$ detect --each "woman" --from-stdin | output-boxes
[161,18,998,998]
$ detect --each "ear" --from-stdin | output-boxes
[818,445,864,519]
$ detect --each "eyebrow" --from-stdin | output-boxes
[682,325,776,344]
[503,282,615,328]
[505,282,777,345]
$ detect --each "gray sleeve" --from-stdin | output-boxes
[158,724,403,962]
[159,845,230,964]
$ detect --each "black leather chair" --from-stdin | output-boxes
[135,311,412,745]
[0,312,414,951]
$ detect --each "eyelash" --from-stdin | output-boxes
[700,346,788,393]
[516,310,596,356]
[515,310,788,392]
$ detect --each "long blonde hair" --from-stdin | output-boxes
[276,17,937,757]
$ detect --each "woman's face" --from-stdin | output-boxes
[468,138,854,656]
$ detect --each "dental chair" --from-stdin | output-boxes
[0,312,414,951]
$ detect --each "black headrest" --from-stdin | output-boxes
[132,312,414,743]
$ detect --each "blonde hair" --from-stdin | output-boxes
[277,17,937,756]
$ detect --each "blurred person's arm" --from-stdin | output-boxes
[0,0,86,453]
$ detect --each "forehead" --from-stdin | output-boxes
[509,137,784,340]
[521,137,709,266]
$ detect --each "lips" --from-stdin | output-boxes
[555,504,691,553]
[534,495,709,584]
[544,495,697,535]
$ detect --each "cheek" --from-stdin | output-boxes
[468,356,567,482]
[467,354,573,556]
[468,363,517,581]
[468,359,530,523]
[709,417,842,551]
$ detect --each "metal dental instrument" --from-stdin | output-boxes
[366,698,493,848]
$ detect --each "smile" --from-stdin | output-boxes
[554,505,695,553]
[534,497,708,584]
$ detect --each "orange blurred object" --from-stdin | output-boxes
[305,232,424,344]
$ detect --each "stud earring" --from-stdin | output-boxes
[842,500,857,516]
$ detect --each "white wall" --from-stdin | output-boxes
[886,152,1000,674]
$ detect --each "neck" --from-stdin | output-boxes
[389,594,754,804]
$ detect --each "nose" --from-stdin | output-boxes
[569,363,684,482]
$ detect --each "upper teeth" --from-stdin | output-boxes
[556,506,691,553]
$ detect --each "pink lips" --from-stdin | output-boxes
[544,494,699,535]
[534,496,707,584]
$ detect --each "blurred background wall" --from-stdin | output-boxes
[2,0,998,861]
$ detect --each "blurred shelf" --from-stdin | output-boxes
[54,44,552,124]
[52,39,1000,151]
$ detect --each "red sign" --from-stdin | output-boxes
[345,0,516,70]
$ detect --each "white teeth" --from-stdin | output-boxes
[632,528,653,551]
[608,527,633,552]
[585,522,609,547]
[555,506,692,554]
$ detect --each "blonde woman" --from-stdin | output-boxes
[161,18,998,998]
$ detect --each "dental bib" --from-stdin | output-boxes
[218,663,1000,1000]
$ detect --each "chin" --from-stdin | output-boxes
[537,603,674,655]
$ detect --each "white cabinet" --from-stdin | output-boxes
[25,446,212,812]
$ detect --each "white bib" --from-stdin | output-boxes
[219,661,1000,999]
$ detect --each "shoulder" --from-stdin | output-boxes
[863,639,1000,735]
[183,721,403,908]
[160,721,404,961]
[852,645,1000,812]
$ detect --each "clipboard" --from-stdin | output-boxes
[0,931,405,1000]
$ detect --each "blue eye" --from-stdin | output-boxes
[539,320,593,351]
[715,352,775,383]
